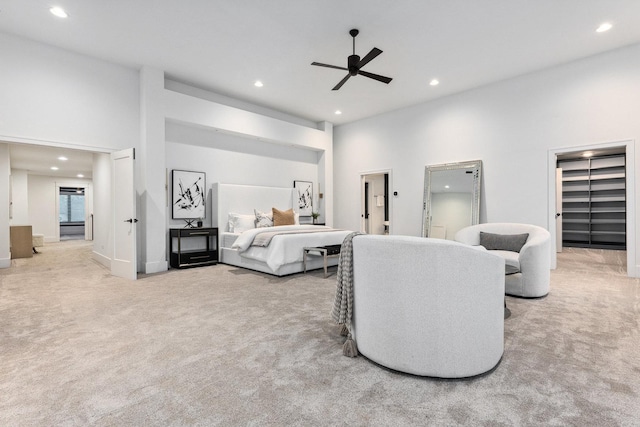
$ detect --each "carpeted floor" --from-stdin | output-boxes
[1,241,639,426]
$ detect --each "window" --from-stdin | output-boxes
[59,188,85,224]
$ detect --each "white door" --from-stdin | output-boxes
[111,148,137,280]
[556,167,563,253]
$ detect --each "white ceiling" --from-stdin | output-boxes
[9,144,94,179]
[2,1,640,175]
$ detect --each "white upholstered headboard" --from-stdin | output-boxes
[212,183,296,232]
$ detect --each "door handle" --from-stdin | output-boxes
[124,218,139,223]
[556,213,561,218]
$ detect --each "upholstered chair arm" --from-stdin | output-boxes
[517,229,551,295]
[453,227,481,245]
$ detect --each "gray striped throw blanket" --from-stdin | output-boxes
[251,227,342,247]
[331,231,364,357]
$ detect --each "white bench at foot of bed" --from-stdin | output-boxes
[220,247,339,277]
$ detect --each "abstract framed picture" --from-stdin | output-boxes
[172,170,206,219]
[294,180,313,216]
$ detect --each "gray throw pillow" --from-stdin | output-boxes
[479,231,529,253]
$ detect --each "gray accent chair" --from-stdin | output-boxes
[351,235,505,378]
[455,223,551,298]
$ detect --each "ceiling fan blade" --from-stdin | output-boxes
[311,62,348,71]
[357,47,382,68]
[358,70,393,84]
[332,74,351,90]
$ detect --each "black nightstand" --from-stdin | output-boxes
[170,227,218,268]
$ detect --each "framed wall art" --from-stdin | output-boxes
[294,180,313,216]
[172,170,206,220]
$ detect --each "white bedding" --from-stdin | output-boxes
[221,232,240,248]
[231,225,351,273]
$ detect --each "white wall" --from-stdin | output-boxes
[334,43,640,275]
[92,153,112,268]
[163,82,333,234]
[165,127,320,229]
[9,169,28,224]
[0,143,10,267]
[26,176,55,240]
[163,86,334,227]
[0,32,139,150]
[139,67,167,274]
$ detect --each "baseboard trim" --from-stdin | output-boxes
[0,257,10,268]
[145,260,168,274]
[92,251,111,269]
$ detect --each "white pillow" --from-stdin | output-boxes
[228,213,256,233]
[294,212,300,225]
[254,209,274,228]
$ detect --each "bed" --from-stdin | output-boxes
[212,183,353,276]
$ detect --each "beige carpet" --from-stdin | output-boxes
[1,241,639,426]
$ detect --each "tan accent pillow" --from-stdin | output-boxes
[272,207,295,226]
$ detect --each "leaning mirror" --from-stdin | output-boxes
[422,160,482,239]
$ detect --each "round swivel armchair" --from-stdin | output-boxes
[455,223,551,298]
[351,235,505,378]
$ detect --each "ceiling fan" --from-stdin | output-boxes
[311,29,393,91]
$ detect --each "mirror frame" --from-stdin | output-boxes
[422,160,482,237]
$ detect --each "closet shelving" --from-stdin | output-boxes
[559,154,626,250]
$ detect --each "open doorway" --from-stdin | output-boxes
[58,186,87,241]
[361,171,391,235]
[4,140,137,279]
[5,142,109,267]
[557,149,626,251]
[548,140,636,277]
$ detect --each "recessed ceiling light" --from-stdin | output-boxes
[430,79,439,86]
[58,156,68,161]
[596,22,612,33]
[50,6,68,18]
[335,110,342,115]
[444,185,450,189]
[77,174,84,178]
[254,81,263,87]
[51,166,59,170]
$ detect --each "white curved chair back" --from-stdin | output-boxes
[352,235,505,378]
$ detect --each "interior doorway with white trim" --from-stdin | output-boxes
[548,139,636,277]
[361,171,391,235]
[58,186,88,241]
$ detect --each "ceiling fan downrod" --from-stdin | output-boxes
[348,29,360,76]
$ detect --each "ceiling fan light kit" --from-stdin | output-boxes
[311,29,393,90]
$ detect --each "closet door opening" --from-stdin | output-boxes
[557,149,626,250]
